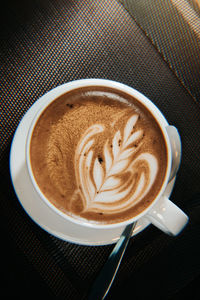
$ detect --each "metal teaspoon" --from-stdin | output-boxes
[87,221,137,300]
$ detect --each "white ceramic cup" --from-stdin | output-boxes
[26,79,188,236]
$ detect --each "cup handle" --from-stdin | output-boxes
[147,196,189,235]
[166,125,182,182]
[146,125,188,235]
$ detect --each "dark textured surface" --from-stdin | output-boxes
[119,0,200,102]
[1,0,200,299]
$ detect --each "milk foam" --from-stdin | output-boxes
[74,115,158,214]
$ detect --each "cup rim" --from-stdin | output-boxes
[26,78,172,229]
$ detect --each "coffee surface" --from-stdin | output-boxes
[30,86,168,224]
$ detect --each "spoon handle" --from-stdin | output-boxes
[88,222,136,300]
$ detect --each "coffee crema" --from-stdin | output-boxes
[30,86,168,224]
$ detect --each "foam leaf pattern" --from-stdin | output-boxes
[74,115,158,214]
[112,130,121,160]
[93,158,104,191]
[104,141,112,173]
[123,114,138,145]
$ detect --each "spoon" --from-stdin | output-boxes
[87,221,137,300]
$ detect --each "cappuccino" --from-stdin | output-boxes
[30,86,168,224]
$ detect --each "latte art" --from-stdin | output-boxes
[30,86,168,224]
[75,115,158,214]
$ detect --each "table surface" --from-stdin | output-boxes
[1,0,200,299]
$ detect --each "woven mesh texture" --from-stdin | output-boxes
[119,0,200,101]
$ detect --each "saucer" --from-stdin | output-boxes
[10,85,175,246]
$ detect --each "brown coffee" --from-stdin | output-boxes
[30,86,168,224]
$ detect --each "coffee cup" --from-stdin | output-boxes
[26,79,188,236]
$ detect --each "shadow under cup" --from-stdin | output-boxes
[25,79,172,230]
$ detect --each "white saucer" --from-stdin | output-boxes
[10,86,175,246]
